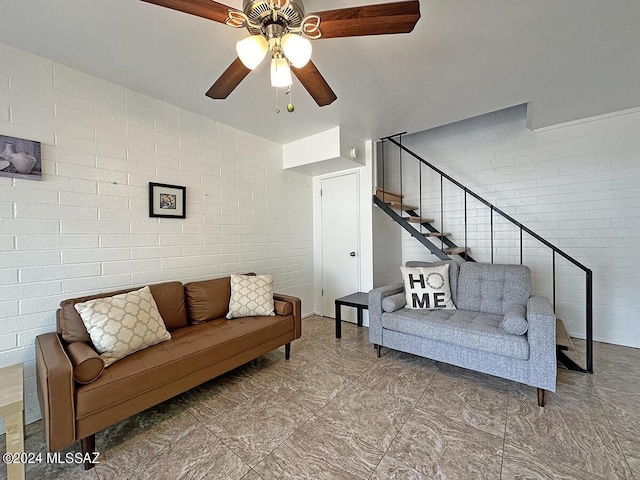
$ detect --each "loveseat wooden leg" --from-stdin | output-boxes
[285,342,291,360]
[80,434,96,470]
[537,388,546,407]
[375,344,381,358]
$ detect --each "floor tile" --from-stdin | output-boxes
[385,405,504,480]
[253,416,384,480]
[97,424,250,480]
[196,388,314,467]
[505,395,634,479]
[240,470,264,480]
[500,441,606,480]
[599,391,640,478]
[266,362,354,412]
[292,340,377,382]
[369,454,435,480]
[317,384,416,451]
[417,371,509,438]
[586,341,640,397]
[350,352,436,402]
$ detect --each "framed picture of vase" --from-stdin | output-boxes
[149,182,186,218]
[0,135,42,181]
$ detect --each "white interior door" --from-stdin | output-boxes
[321,172,359,321]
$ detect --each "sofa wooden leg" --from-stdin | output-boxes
[375,344,382,358]
[285,342,291,360]
[537,388,545,407]
[80,434,96,470]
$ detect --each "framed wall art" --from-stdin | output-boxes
[0,134,42,181]
[148,182,186,218]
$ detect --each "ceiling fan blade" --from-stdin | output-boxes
[205,58,251,99]
[291,61,337,107]
[311,0,420,39]
[139,0,232,24]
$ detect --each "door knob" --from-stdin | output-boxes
[350,252,357,257]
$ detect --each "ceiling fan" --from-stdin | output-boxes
[140,0,420,108]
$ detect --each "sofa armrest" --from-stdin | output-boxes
[36,333,76,452]
[527,296,557,392]
[273,293,302,340]
[368,283,404,344]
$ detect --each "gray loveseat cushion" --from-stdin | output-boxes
[382,309,529,360]
[456,263,531,315]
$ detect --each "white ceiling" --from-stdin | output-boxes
[1,0,640,144]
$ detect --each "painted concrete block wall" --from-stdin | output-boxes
[0,43,314,428]
[384,104,640,348]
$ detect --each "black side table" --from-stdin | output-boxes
[334,292,369,338]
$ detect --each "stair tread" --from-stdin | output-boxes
[376,187,403,197]
[387,201,419,211]
[444,247,469,254]
[404,216,434,223]
[375,188,404,205]
[422,232,451,237]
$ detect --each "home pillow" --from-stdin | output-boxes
[74,286,171,367]
[66,342,105,384]
[401,264,456,310]
[227,274,275,319]
[501,304,529,335]
[382,293,406,313]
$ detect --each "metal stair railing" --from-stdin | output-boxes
[377,133,593,374]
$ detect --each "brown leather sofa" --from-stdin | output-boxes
[35,275,301,469]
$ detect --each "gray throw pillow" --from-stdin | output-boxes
[382,293,406,313]
[502,304,528,335]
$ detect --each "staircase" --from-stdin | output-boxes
[375,134,593,373]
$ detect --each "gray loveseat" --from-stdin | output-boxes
[368,260,556,406]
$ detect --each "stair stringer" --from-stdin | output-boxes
[373,195,450,261]
[374,195,476,262]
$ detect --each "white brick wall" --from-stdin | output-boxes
[382,104,640,349]
[0,43,314,429]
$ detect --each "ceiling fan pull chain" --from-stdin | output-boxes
[286,86,295,113]
[274,86,280,114]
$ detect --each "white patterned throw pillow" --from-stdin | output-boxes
[227,274,275,319]
[401,264,456,310]
[74,286,171,367]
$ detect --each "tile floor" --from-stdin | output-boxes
[2,315,639,479]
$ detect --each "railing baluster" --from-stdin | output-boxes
[440,175,444,252]
[382,141,385,198]
[520,227,523,265]
[419,155,422,235]
[399,135,403,207]
[587,271,593,373]
[490,206,494,263]
[464,189,468,260]
[552,251,556,311]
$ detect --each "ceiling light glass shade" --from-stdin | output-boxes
[270,57,292,87]
[281,33,312,68]
[236,35,269,70]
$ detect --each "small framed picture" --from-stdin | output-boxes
[149,182,186,218]
[0,134,42,181]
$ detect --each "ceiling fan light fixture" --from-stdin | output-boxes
[270,57,292,87]
[236,35,269,70]
[281,33,312,68]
